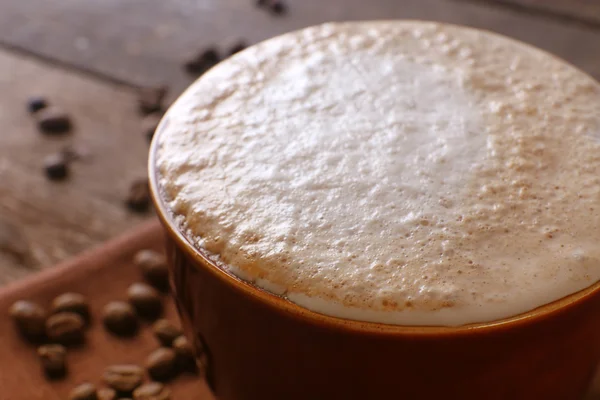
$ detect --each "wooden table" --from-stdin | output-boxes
[0,0,599,283]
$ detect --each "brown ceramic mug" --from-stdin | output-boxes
[149,129,600,400]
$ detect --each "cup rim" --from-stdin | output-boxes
[148,128,600,336]
[147,20,600,336]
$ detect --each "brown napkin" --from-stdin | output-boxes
[0,220,213,399]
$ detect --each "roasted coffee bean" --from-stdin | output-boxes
[46,312,85,345]
[51,292,90,322]
[183,48,220,75]
[102,301,138,336]
[269,0,287,14]
[9,300,47,340]
[103,364,145,394]
[137,86,168,115]
[228,41,247,56]
[27,96,48,113]
[134,250,169,292]
[126,179,151,213]
[97,388,117,400]
[43,153,70,181]
[127,283,163,319]
[133,382,171,400]
[152,319,182,347]
[142,114,162,143]
[173,335,197,372]
[37,344,67,379]
[36,107,72,134]
[145,348,177,381]
[69,382,97,400]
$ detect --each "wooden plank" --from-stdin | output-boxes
[0,49,153,283]
[484,0,600,26]
[0,0,598,98]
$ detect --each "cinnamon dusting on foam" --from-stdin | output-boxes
[157,21,600,326]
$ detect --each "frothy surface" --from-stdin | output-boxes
[156,21,600,326]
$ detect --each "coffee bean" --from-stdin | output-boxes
[69,382,97,400]
[36,107,72,134]
[51,292,90,323]
[43,153,70,181]
[145,348,177,381]
[37,344,67,379]
[133,382,171,400]
[183,48,220,75]
[173,335,197,372]
[97,388,117,400]
[142,114,162,143]
[269,0,287,14]
[126,179,151,213]
[228,41,247,56]
[103,364,145,394]
[46,312,85,345]
[102,301,139,336]
[255,0,268,7]
[27,96,48,113]
[134,250,169,292]
[138,86,168,115]
[152,319,182,347]
[127,283,163,319]
[9,300,47,340]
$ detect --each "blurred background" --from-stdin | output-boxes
[0,0,599,284]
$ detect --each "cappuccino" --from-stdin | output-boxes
[156,21,600,326]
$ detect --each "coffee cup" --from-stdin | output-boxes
[149,20,600,399]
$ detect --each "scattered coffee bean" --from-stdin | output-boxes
[133,382,171,400]
[228,41,247,56]
[126,179,151,213]
[269,0,287,14]
[183,48,220,75]
[97,387,118,400]
[36,107,72,134]
[103,364,145,394]
[134,250,169,292]
[37,344,67,379]
[27,96,48,114]
[145,347,177,381]
[46,312,85,345]
[9,300,47,340]
[142,114,162,143]
[152,319,182,347]
[43,153,70,181]
[51,292,90,322]
[102,301,139,336]
[137,86,168,115]
[69,382,97,400]
[128,282,163,319]
[173,335,197,372]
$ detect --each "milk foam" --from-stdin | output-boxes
[156,21,600,326]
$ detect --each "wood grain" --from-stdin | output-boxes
[0,49,153,283]
[484,0,600,26]
[0,221,213,400]
[0,0,599,96]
